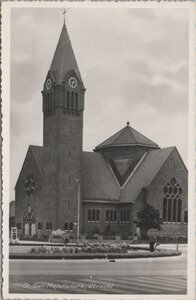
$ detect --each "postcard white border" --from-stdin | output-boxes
[2,1,195,300]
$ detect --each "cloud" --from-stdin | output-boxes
[10,7,189,201]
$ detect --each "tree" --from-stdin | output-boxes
[135,204,162,236]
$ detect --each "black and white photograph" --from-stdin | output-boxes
[2,1,195,300]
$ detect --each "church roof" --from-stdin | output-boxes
[81,147,176,203]
[82,151,120,200]
[121,146,175,202]
[30,145,43,173]
[16,144,181,204]
[94,123,159,151]
[49,24,83,86]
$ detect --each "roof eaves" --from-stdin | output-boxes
[94,143,160,151]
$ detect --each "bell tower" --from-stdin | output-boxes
[42,22,85,232]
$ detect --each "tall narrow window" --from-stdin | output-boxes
[127,210,130,222]
[75,93,78,110]
[177,199,182,222]
[110,210,113,222]
[163,198,167,221]
[168,199,172,222]
[88,209,91,222]
[67,91,70,109]
[92,209,95,222]
[49,222,52,230]
[120,211,123,223]
[69,223,73,231]
[64,222,68,230]
[123,210,126,223]
[96,210,100,222]
[71,92,74,109]
[172,198,177,222]
[114,211,117,222]
[184,210,188,223]
[106,210,109,222]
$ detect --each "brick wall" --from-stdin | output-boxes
[147,148,188,236]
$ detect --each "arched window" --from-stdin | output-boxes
[168,199,172,222]
[177,199,182,222]
[88,209,91,222]
[92,209,95,222]
[96,210,100,222]
[106,210,109,222]
[163,198,167,221]
[67,91,70,109]
[69,222,73,231]
[110,210,113,222]
[46,222,49,230]
[71,92,74,109]
[172,198,177,222]
[64,222,68,230]
[75,93,78,110]
[114,211,117,222]
[163,178,183,223]
[49,222,52,230]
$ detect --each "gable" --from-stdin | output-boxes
[149,147,187,189]
[120,147,175,203]
[15,146,43,189]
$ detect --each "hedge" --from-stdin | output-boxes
[9,249,181,260]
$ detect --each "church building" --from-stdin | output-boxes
[15,22,188,239]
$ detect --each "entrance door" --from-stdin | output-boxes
[24,223,30,235]
[31,223,36,236]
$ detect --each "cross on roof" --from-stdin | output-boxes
[63,9,67,24]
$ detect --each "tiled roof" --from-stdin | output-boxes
[49,24,83,86]
[29,145,43,173]
[82,152,120,200]
[95,124,159,150]
[121,147,175,202]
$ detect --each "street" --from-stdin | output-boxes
[9,244,187,294]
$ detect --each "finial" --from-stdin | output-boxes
[127,121,130,126]
[63,9,67,25]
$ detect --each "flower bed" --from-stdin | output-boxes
[9,241,181,260]
[9,249,181,260]
[27,242,129,255]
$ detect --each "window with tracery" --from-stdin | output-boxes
[162,177,183,223]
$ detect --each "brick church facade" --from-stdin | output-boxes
[15,23,188,239]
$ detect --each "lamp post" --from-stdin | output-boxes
[76,179,80,244]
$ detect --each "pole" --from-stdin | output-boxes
[76,179,80,244]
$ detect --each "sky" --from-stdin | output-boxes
[10,7,189,201]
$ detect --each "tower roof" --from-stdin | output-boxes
[94,123,159,151]
[49,24,83,86]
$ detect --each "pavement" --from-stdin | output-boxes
[9,244,187,294]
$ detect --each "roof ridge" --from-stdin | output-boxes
[127,126,137,144]
[95,127,125,149]
[129,126,159,146]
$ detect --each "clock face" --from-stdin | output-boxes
[68,77,78,89]
[46,78,52,90]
